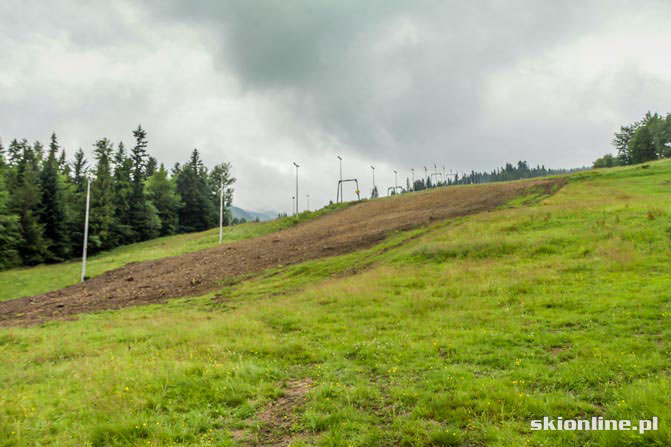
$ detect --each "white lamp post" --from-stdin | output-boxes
[81,172,94,282]
[293,162,299,214]
[370,165,375,196]
[337,155,342,202]
[219,177,224,245]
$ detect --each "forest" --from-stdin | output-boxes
[401,162,581,194]
[0,126,234,270]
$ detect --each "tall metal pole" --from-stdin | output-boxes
[370,165,375,196]
[424,166,428,187]
[337,155,342,202]
[81,175,92,282]
[219,177,224,245]
[442,165,446,185]
[293,162,299,214]
[411,168,415,191]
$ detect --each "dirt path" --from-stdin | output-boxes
[0,178,564,326]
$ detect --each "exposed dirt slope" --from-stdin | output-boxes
[0,178,564,326]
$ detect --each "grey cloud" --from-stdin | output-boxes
[2,0,671,212]
[148,0,664,168]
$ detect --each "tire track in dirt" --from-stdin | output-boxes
[0,178,565,326]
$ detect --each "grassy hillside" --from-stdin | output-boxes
[0,203,349,302]
[1,162,671,446]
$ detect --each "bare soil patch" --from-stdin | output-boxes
[0,178,565,326]
[254,378,313,446]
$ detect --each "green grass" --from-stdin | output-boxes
[2,161,671,446]
[0,202,351,302]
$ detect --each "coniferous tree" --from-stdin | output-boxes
[10,141,49,264]
[176,149,214,232]
[145,156,158,177]
[0,171,22,269]
[146,164,181,236]
[0,140,22,268]
[7,139,23,167]
[89,138,118,251]
[39,133,70,261]
[67,148,89,256]
[128,125,159,240]
[58,148,71,178]
[72,148,88,188]
[33,141,45,166]
[112,142,134,244]
[0,138,5,170]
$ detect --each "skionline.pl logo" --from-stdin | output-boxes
[531,417,658,434]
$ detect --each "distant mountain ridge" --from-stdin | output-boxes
[230,206,276,222]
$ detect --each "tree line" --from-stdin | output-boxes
[395,161,580,194]
[0,126,235,270]
[593,111,671,168]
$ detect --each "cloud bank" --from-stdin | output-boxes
[2,0,671,212]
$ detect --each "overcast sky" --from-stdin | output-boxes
[1,1,670,213]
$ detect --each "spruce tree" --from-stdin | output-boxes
[7,139,22,167]
[89,138,118,251]
[10,141,49,265]
[0,141,22,269]
[39,133,70,261]
[128,125,158,241]
[58,148,71,179]
[112,142,135,244]
[145,156,158,177]
[0,138,5,169]
[72,148,88,189]
[0,172,22,269]
[176,149,214,232]
[68,148,89,257]
[33,140,45,166]
[146,164,181,236]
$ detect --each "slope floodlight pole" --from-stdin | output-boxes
[393,169,398,193]
[293,162,300,215]
[424,166,428,186]
[442,165,446,185]
[219,177,224,245]
[411,168,415,191]
[81,172,94,282]
[337,155,343,202]
[370,165,375,195]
